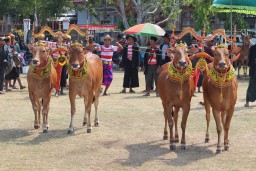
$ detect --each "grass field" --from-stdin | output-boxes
[0,71,255,171]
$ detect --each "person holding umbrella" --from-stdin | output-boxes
[120,35,140,93]
[143,36,162,96]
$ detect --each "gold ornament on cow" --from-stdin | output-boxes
[67,59,88,79]
[30,58,52,80]
[168,60,192,100]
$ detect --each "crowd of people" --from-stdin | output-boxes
[1,32,256,107]
[0,34,26,94]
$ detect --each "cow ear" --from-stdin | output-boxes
[167,47,176,54]
[211,46,218,56]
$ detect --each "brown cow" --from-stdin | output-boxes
[158,44,194,150]
[237,35,251,77]
[67,43,103,134]
[203,45,238,153]
[27,43,57,133]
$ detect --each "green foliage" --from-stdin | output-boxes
[184,0,214,33]
[217,13,250,31]
[0,0,73,24]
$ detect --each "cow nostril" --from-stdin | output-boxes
[218,62,226,67]
[32,60,38,65]
[179,60,186,66]
[71,63,79,68]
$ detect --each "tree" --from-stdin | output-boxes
[217,13,250,31]
[183,0,214,33]
[77,0,183,30]
[0,0,74,24]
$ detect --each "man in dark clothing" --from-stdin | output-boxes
[0,37,8,94]
[120,35,140,93]
[143,36,162,96]
[160,33,170,65]
[245,44,256,107]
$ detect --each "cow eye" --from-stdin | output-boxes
[42,50,46,53]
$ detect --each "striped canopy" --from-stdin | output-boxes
[211,0,256,15]
[124,23,165,37]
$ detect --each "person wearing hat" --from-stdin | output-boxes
[120,34,140,93]
[0,37,9,94]
[96,34,123,96]
[10,33,26,90]
[160,33,171,65]
[143,36,162,96]
[59,34,72,95]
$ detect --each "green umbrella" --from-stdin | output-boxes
[211,0,256,15]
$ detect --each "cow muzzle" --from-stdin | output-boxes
[218,61,227,70]
[178,60,187,69]
[32,59,39,66]
[71,63,80,70]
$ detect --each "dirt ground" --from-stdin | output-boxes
[0,71,255,171]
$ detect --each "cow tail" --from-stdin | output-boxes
[41,98,44,105]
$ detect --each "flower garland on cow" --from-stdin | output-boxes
[167,42,194,100]
[189,44,240,102]
[67,41,89,80]
[30,42,53,80]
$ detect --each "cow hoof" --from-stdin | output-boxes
[87,128,92,133]
[205,138,210,143]
[43,129,48,133]
[34,125,40,129]
[224,145,229,151]
[216,147,222,154]
[180,144,186,150]
[94,123,99,127]
[163,135,168,140]
[170,144,176,150]
[67,129,74,134]
[83,122,87,126]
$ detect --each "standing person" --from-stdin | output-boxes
[120,35,140,93]
[4,36,15,91]
[11,34,26,90]
[160,33,170,65]
[245,44,256,107]
[96,35,123,96]
[143,36,162,96]
[0,37,8,94]
[60,35,71,95]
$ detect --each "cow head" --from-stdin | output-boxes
[170,43,189,70]
[242,35,251,46]
[68,42,84,70]
[31,43,50,67]
[212,44,231,71]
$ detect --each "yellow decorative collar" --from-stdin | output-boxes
[168,60,193,100]
[67,59,88,79]
[30,58,52,80]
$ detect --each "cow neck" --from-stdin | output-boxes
[168,60,193,100]
[205,64,236,102]
[30,56,52,80]
[67,58,88,80]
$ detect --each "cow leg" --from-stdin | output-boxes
[204,99,211,143]
[42,94,51,133]
[163,102,175,150]
[29,92,40,129]
[180,105,190,150]
[212,108,222,154]
[94,89,100,127]
[85,97,92,133]
[163,111,168,140]
[173,106,180,143]
[224,108,234,151]
[68,94,76,134]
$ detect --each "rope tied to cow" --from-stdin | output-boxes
[168,60,193,100]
